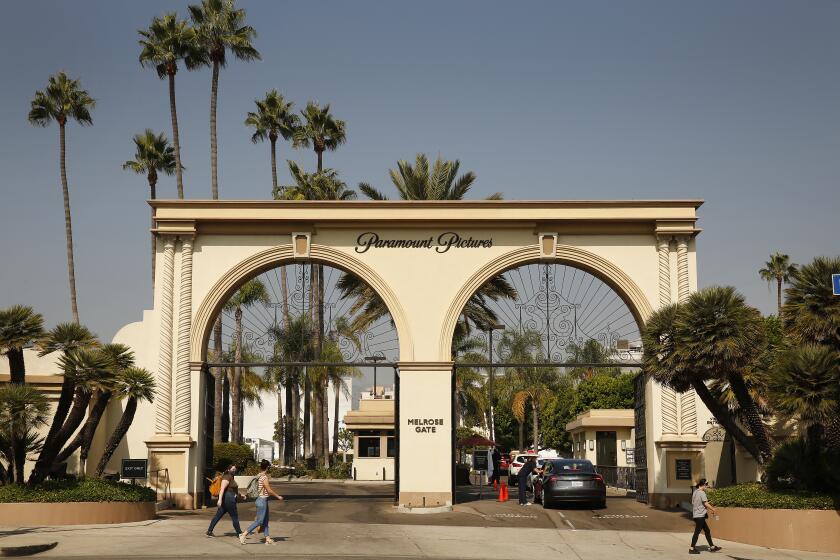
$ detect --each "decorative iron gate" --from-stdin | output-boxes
[633,371,649,503]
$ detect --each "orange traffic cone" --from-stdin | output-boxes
[498,481,508,502]
[493,479,498,491]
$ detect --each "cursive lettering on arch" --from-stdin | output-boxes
[354,231,493,254]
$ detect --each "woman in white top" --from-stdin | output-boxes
[240,460,284,545]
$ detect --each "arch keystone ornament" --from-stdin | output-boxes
[109,199,703,509]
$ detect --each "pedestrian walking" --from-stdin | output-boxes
[517,456,537,505]
[240,460,284,545]
[690,478,722,554]
[490,447,501,486]
[206,465,244,539]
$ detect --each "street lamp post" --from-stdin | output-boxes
[486,323,505,442]
[365,355,385,398]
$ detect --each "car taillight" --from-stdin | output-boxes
[547,475,558,483]
[593,474,603,482]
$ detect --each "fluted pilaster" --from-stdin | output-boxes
[174,237,193,434]
[155,236,176,434]
[676,236,689,303]
[675,235,696,434]
[657,236,672,307]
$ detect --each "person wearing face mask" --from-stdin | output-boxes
[206,464,245,539]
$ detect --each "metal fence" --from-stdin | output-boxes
[595,465,636,490]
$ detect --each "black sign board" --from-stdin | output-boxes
[473,452,489,472]
[121,459,148,479]
[674,459,692,481]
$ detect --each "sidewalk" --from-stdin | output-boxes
[1,517,839,559]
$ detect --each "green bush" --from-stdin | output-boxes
[0,478,156,503]
[310,462,350,480]
[212,443,255,472]
[766,439,840,494]
[707,483,839,510]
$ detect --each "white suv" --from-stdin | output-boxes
[507,453,537,486]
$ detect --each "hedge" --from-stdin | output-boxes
[212,443,255,472]
[0,478,156,503]
[708,483,839,511]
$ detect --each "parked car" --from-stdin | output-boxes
[499,454,510,474]
[533,458,606,509]
[507,453,537,486]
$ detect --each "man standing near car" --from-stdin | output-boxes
[490,447,501,486]
[517,456,537,505]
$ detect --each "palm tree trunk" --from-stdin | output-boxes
[726,373,772,464]
[29,387,92,483]
[231,308,243,443]
[12,437,24,484]
[149,180,156,286]
[59,123,80,324]
[691,379,762,463]
[6,348,25,384]
[210,60,220,199]
[517,421,524,451]
[316,149,322,172]
[292,378,300,459]
[277,390,284,463]
[40,376,75,460]
[168,71,184,198]
[284,376,294,464]
[213,318,224,444]
[531,401,539,451]
[56,390,112,471]
[221,370,230,442]
[303,372,312,458]
[270,135,278,190]
[95,397,138,477]
[332,382,340,455]
[322,381,330,465]
[776,276,783,316]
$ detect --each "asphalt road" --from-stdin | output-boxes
[173,480,694,533]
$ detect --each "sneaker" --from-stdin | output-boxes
[205,532,214,538]
[239,533,248,545]
[265,537,275,545]
[689,548,700,555]
[709,545,722,552]
[524,502,532,506]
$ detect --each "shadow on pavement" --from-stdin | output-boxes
[0,542,58,557]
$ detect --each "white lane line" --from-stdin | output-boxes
[557,511,566,519]
[564,519,576,531]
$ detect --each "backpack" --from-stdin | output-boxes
[208,475,222,498]
[246,476,260,499]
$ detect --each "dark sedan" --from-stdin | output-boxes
[533,459,606,509]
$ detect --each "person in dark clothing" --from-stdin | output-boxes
[490,448,501,486]
[690,478,722,554]
[206,465,244,539]
[517,457,537,505]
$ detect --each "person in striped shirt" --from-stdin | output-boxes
[239,459,284,545]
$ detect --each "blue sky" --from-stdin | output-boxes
[1,0,839,342]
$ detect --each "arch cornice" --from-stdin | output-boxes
[438,244,655,361]
[190,244,413,362]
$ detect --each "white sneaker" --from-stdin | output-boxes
[239,533,248,545]
[265,537,275,545]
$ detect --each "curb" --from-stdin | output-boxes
[393,504,453,514]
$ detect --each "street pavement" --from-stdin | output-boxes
[1,481,838,559]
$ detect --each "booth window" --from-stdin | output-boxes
[386,437,396,457]
[359,437,381,458]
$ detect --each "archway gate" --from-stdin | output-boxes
[113,199,702,509]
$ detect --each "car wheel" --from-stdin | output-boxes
[596,497,607,509]
[541,489,551,509]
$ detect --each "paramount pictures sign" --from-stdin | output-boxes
[355,231,493,254]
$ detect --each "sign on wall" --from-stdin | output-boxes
[625,448,635,465]
[473,452,489,472]
[121,459,148,480]
[674,459,692,481]
[406,418,444,433]
[355,232,493,254]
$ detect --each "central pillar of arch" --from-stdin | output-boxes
[397,361,454,508]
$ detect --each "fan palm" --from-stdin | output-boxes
[29,347,112,483]
[95,367,156,477]
[0,305,44,384]
[189,0,260,199]
[223,278,269,443]
[56,344,135,473]
[245,90,299,190]
[28,72,95,324]
[0,385,49,483]
[123,129,177,284]
[759,252,797,316]
[770,344,840,451]
[359,153,502,201]
[783,256,840,351]
[138,13,201,198]
[293,102,345,172]
[566,339,620,381]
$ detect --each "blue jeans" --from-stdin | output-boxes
[207,492,242,535]
[247,497,270,538]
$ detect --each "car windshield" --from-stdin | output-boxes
[551,460,594,473]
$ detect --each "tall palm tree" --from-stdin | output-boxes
[783,256,840,351]
[55,344,135,473]
[0,305,44,384]
[95,367,155,477]
[29,347,112,483]
[245,90,299,190]
[0,385,49,483]
[123,130,177,284]
[28,73,95,325]
[223,279,269,443]
[271,314,313,464]
[138,13,201,198]
[770,344,840,452]
[293,102,345,172]
[759,252,797,316]
[359,153,502,201]
[189,0,260,199]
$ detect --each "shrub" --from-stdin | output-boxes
[766,439,840,494]
[212,443,255,472]
[0,478,156,503]
[707,483,839,510]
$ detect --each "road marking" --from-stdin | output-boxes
[557,512,566,519]
[564,519,576,531]
[592,514,648,519]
